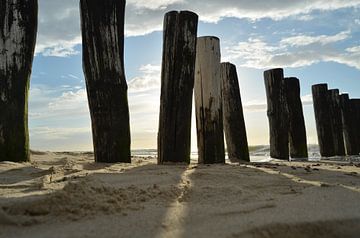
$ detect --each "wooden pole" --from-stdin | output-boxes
[339,94,358,155]
[80,0,131,163]
[328,89,345,156]
[350,99,360,155]
[195,36,225,164]
[312,84,335,157]
[221,63,249,162]
[284,77,308,158]
[0,0,38,162]
[264,68,289,160]
[157,11,198,164]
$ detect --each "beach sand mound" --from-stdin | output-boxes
[2,180,181,223]
[0,152,360,238]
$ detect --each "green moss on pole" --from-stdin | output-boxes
[0,0,38,162]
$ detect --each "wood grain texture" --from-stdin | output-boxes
[312,84,335,157]
[221,63,249,162]
[328,89,345,156]
[195,36,225,164]
[157,11,198,164]
[339,94,358,155]
[264,68,289,160]
[80,0,130,163]
[284,77,308,158]
[0,0,38,162]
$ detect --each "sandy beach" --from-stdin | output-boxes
[0,151,359,238]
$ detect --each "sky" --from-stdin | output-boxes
[29,0,360,151]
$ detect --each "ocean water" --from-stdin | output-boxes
[132,145,360,163]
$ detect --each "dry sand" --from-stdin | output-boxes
[0,152,359,238]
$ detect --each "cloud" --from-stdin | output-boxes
[48,89,89,114]
[30,126,90,140]
[128,64,161,92]
[244,94,313,112]
[35,0,360,56]
[36,0,82,57]
[29,85,89,120]
[126,0,360,35]
[280,31,350,47]
[224,31,360,69]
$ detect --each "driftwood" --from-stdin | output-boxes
[221,63,249,162]
[312,84,335,157]
[327,89,345,156]
[157,11,198,164]
[284,77,308,158]
[80,0,131,163]
[195,36,225,164]
[339,94,358,155]
[264,68,289,160]
[0,0,38,162]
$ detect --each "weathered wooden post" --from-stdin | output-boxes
[221,63,249,162]
[80,0,131,163]
[264,68,289,160]
[312,84,335,157]
[284,77,308,158]
[350,99,360,155]
[328,89,345,156]
[158,11,198,164]
[195,36,225,164]
[0,0,38,162]
[339,94,358,155]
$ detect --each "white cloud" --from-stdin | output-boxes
[243,94,313,112]
[35,0,360,56]
[48,89,88,114]
[225,31,360,70]
[128,64,161,92]
[30,126,90,140]
[29,85,89,120]
[36,0,82,57]
[280,31,350,47]
[301,94,313,105]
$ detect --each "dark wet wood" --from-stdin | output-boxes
[327,89,345,156]
[312,84,335,157]
[350,99,360,155]
[221,63,249,162]
[158,11,198,164]
[264,68,289,160]
[284,77,308,158]
[0,0,38,162]
[195,36,225,164]
[339,94,358,155]
[80,0,131,163]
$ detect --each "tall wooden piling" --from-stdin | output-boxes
[0,0,38,162]
[350,99,360,155]
[284,77,308,158]
[264,69,289,160]
[195,36,225,164]
[80,0,131,163]
[221,63,249,162]
[157,11,198,164]
[328,89,345,156]
[312,84,335,157]
[339,94,358,155]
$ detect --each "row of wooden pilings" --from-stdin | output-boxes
[264,69,360,159]
[157,11,249,164]
[312,84,360,157]
[0,1,359,163]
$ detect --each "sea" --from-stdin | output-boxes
[131,145,360,163]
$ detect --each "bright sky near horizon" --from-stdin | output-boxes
[29,0,360,151]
